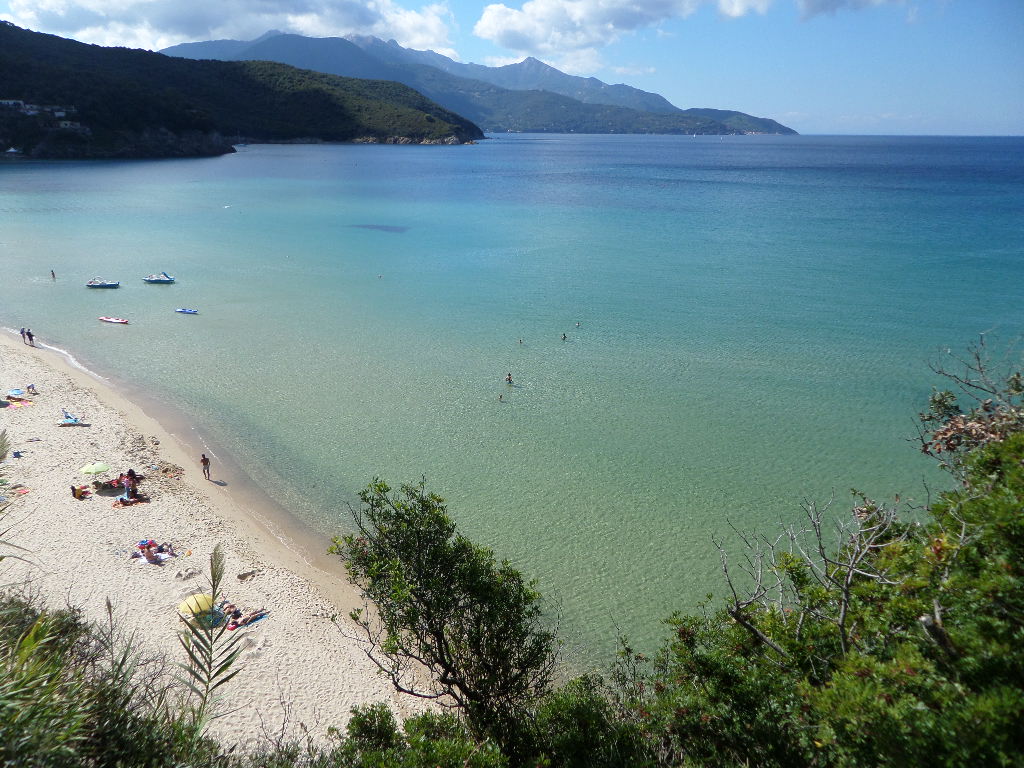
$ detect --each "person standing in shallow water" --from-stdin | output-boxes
[25,329,34,346]
[200,454,211,480]
[19,328,26,343]
[51,270,56,280]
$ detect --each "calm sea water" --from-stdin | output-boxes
[2,134,1022,657]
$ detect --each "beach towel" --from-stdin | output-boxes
[227,611,270,630]
[7,400,34,408]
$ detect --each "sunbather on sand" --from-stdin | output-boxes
[113,492,149,507]
[132,542,177,564]
[227,608,268,630]
[142,546,172,564]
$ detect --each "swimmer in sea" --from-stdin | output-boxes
[561,333,567,341]
[506,372,513,383]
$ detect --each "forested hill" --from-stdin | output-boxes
[162,32,797,136]
[0,21,483,159]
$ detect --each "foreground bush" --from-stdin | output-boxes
[0,593,223,767]
[0,591,506,767]
[613,347,1024,767]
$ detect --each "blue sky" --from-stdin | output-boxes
[2,0,1021,134]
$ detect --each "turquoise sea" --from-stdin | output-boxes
[1,134,1022,658]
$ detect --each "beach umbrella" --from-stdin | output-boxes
[177,593,215,618]
[79,462,111,475]
[7,389,24,396]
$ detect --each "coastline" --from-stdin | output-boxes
[0,332,426,744]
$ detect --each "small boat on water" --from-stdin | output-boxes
[143,271,175,284]
[175,308,199,314]
[98,316,128,324]
[86,278,120,288]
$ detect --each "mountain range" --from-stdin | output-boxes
[162,32,796,136]
[0,21,482,158]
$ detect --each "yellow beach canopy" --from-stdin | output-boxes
[177,593,214,618]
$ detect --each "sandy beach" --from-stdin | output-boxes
[0,331,426,745]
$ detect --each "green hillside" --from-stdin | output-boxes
[0,21,483,158]
[681,107,795,134]
[164,32,796,136]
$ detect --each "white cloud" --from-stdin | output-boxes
[474,0,703,58]
[717,0,771,17]
[473,0,778,74]
[474,0,906,75]
[549,46,603,74]
[796,0,896,17]
[484,54,527,66]
[5,0,456,53]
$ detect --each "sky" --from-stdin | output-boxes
[2,0,1022,134]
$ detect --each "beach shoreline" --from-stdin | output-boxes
[0,331,426,744]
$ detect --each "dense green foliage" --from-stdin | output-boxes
[0,21,482,158]
[331,480,558,759]
[0,593,493,767]
[610,437,1024,766]
[0,593,224,767]
[610,348,1024,766]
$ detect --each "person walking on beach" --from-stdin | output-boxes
[25,329,34,346]
[200,453,211,480]
[19,328,26,344]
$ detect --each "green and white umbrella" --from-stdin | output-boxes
[79,462,111,475]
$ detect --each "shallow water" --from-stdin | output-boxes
[2,134,1022,658]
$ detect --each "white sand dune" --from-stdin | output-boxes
[0,333,427,746]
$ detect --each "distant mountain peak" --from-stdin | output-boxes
[517,57,551,69]
[254,29,286,42]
